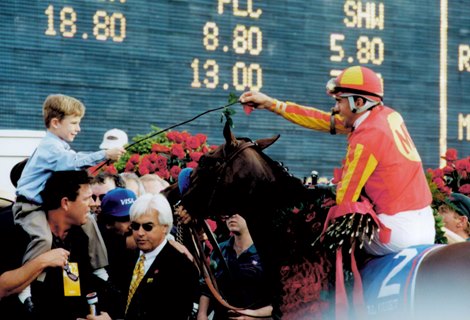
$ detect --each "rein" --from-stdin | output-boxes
[90,100,239,175]
[187,219,272,318]
[185,139,272,318]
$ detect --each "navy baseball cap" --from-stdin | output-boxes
[101,188,137,218]
[449,193,470,219]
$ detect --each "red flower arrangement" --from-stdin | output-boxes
[91,126,215,184]
[427,148,470,200]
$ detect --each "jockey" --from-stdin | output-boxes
[239,65,435,256]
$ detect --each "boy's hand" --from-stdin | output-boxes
[105,147,125,161]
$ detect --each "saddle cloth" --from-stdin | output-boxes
[360,244,442,318]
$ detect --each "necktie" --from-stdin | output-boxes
[126,254,146,314]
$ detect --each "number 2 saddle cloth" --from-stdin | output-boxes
[360,244,443,318]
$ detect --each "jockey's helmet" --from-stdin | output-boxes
[326,66,383,113]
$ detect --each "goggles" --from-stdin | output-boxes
[326,78,341,96]
[130,222,154,232]
[325,78,383,101]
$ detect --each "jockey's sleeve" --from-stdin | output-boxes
[268,100,350,134]
[336,142,378,205]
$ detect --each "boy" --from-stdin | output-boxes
[13,94,125,305]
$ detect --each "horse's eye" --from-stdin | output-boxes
[198,155,207,166]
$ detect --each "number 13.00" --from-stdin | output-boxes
[191,59,262,91]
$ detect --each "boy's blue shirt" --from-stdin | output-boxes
[16,131,106,204]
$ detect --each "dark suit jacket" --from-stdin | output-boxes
[125,242,199,320]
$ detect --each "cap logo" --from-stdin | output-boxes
[120,198,135,205]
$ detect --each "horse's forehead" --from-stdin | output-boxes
[225,148,272,178]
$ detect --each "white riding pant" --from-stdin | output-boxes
[364,206,435,256]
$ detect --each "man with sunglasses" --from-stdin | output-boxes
[239,65,434,256]
[124,193,199,320]
[90,172,125,216]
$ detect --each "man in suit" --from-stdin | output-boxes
[125,193,199,320]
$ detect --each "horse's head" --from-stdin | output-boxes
[179,122,332,319]
[181,121,305,221]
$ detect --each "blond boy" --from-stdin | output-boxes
[13,94,125,303]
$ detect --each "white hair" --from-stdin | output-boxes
[130,193,173,234]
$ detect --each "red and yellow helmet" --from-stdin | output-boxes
[326,66,383,103]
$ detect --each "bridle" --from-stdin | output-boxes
[204,138,257,214]
[182,138,272,318]
[186,217,271,318]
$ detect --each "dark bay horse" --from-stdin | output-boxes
[178,122,470,320]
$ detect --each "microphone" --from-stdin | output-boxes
[86,292,98,315]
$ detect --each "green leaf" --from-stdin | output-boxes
[228,92,238,104]
[222,107,236,128]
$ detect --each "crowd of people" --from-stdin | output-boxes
[0,93,271,319]
[1,65,469,319]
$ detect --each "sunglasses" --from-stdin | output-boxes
[130,222,154,232]
[64,262,79,281]
[91,194,105,202]
[220,214,236,221]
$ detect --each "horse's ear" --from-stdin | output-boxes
[223,121,238,147]
[255,134,280,150]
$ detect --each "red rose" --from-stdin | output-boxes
[186,136,201,150]
[129,154,141,164]
[140,156,156,173]
[190,151,203,162]
[171,144,186,159]
[167,131,183,143]
[442,185,452,195]
[456,158,470,179]
[125,162,136,172]
[155,155,168,170]
[146,153,157,164]
[139,165,150,176]
[442,148,458,162]
[442,165,454,175]
[458,184,470,195]
[195,133,207,145]
[186,161,198,169]
[170,165,182,180]
[151,144,170,153]
[156,169,170,180]
[433,177,446,189]
[431,168,444,179]
[181,132,191,145]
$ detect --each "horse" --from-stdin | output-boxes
[176,122,470,320]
